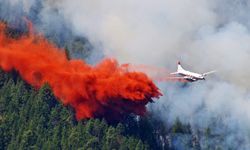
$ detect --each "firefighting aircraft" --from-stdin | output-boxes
[170,61,216,82]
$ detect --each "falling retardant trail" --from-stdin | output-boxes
[122,64,189,83]
[0,22,162,121]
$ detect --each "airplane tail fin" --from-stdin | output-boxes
[170,61,185,75]
[177,61,184,71]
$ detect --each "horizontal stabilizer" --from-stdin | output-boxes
[170,72,179,75]
[202,70,216,76]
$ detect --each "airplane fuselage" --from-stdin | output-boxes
[175,69,206,82]
[170,61,215,82]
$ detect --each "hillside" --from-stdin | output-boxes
[1,69,227,150]
[0,70,155,150]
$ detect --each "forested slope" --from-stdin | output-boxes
[0,69,219,150]
[0,70,154,150]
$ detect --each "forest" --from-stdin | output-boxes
[0,69,155,149]
[0,69,219,150]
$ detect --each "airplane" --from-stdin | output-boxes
[170,61,216,82]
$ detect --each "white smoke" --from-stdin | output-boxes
[8,0,35,13]
[55,0,216,66]
[47,0,250,148]
[45,0,250,86]
[2,0,250,148]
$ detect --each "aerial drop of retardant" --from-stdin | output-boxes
[0,22,162,121]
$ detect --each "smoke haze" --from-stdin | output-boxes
[1,0,250,148]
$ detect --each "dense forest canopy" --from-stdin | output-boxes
[0,69,154,149]
[0,69,225,150]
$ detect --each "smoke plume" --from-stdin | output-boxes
[52,0,250,148]
[0,22,161,121]
[1,0,250,148]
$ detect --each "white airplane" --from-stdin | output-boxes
[170,61,216,82]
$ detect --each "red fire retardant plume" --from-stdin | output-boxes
[0,22,162,121]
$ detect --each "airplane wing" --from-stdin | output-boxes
[202,70,216,76]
